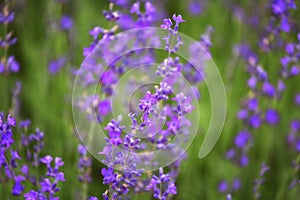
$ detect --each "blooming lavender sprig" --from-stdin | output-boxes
[94,12,204,200]
[161,14,185,54]
[221,0,297,195]
[259,0,297,51]
[253,163,270,199]
[24,155,66,200]
[130,1,156,27]
[77,144,93,200]
[77,144,92,183]
[146,167,177,200]
[0,113,25,195]
[47,0,76,75]
[0,2,20,74]
[20,125,45,185]
[218,178,241,194]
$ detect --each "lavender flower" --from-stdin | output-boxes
[0,4,20,74]
[146,168,177,200]
[24,155,65,199]
[77,144,92,183]
[253,163,269,199]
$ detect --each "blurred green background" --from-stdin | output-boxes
[1,0,300,199]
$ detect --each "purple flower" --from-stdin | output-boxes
[48,57,66,74]
[237,109,248,120]
[172,14,185,25]
[166,116,181,134]
[100,70,118,85]
[88,197,99,200]
[249,114,261,128]
[248,76,257,88]
[124,135,141,149]
[265,109,279,125]
[234,131,251,148]
[291,120,300,131]
[98,99,111,116]
[0,63,5,73]
[226,149,236,159]
[7,56,20,72]
[290,66,300,76]
[130,2,140,14]
[232,178,241,191]
[280,16,290,32]
[12,175,25,196]
[101,167,116,184]
[247,98,258,111]
[117,14,135,30]
[40,155,53,166]
[272,0,286,14]
[218,181,228,193]
[286,43,294,54]
[105,116,125,140]
[295,94,300,105]
[239,154,249,166]
[19,119,31,129]
[89,26,104,40]
[296,140,300,152]
[0,12,15,24]
[262,82,276,97]
[189,2,202,15]
[24,190,38,200]
[160,18,172,29]
[277,80,285,92]
[60,15,73,30]
[147,168,176,199]
[254,163,270,198]
[77,144,92,183]
[7,114,16,126]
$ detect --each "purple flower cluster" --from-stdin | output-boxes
[218,178,241,194]
[146,168,177,200]
[161,14,185,53]
[47,0,75,75]
[260,0,297,51]
[221,0,299,198]
[24,155,65,200]
[77,144,92,183]
[253,163,270,199]
[0,113,23,195]
[0,4,20,74]
[1,112,65,198]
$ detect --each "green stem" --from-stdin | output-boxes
[82,182,88,200]
[109,185,113,200]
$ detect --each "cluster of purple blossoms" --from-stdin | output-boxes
[260,0,297,51]
[77,144,92,183]
[285,94,300,189]
[1,111,65,198]
[90,7,204,198]
[73,1,215,199]
[218,178,241,194]
[146,168,177,200]
[161,14,185,54]
[74,2,213,199]
[221,0,299,198]
[0,113,23,195]
[280,34,300,79]
[24,155,65,200]
[21,127,45,167]
[47,0,75,74]
[253,163,270,199]
[0,4,20,74]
